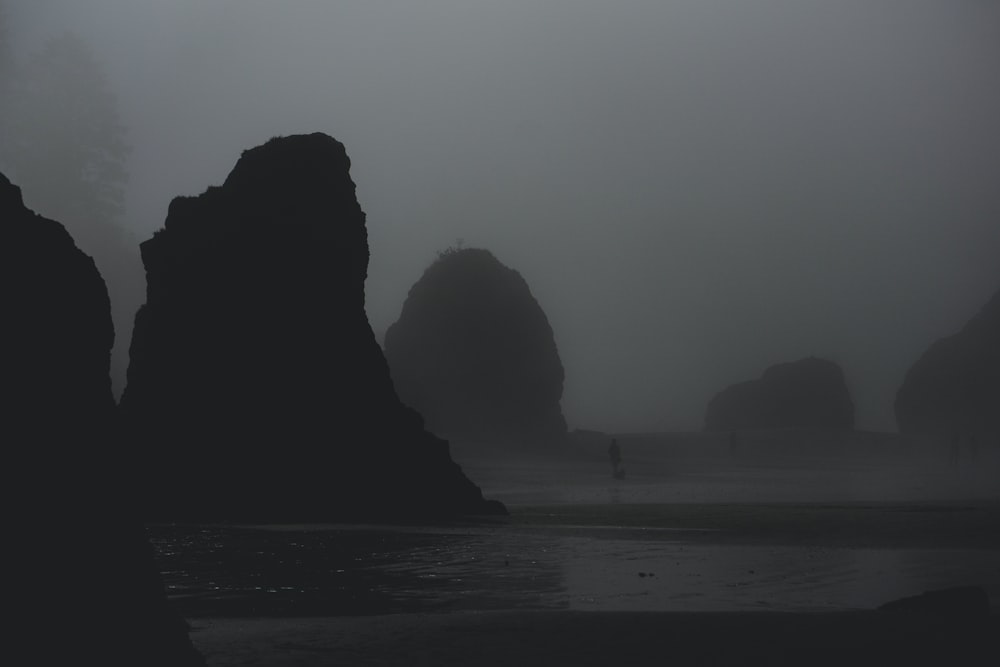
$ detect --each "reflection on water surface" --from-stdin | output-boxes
[150,519,999,617]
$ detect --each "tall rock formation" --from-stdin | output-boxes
[1,172,202,665]
[384,248,567,445]
[120,134,502,521]
[705,356,854,432]
[895,289,1000,440]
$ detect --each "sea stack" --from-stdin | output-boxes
[120,134,502,521]
[1,172,203,665]
[894,289,1000,441]
[384,247,567,445]
[705,356,854,432]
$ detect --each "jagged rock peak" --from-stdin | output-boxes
[1,171,25,208]
[121,134,502,521]
[147,134,365,275]
[2,170,203,664]
[2,171,114,417]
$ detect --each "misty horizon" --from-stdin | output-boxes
[3,0,998,433]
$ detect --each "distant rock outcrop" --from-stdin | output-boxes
[1,172,202,664]
[120,134,502,521]
[704,357,854,431]
[384,247,567,444]
[894,289,1000,440]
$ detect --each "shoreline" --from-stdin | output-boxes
[154,501,1000,622]
[151,498,1000,550]
[509,499,1000,549]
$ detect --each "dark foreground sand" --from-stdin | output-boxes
[168,434,1000,665]
[190,609,998,666]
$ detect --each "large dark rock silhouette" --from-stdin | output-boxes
[1,172,202,664]
[120,134,502,521]
[384,247,567,444]
[895,289,1000,440]
[705,357,854,431]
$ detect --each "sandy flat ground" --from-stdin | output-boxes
[167,431,1000,665]
[173,500,1000,665]
[189,609,999,667]
[451,430,1000,507]
[510,500,1000,549]
[156,501,1000,617]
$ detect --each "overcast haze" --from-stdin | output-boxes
[5,0,999,433]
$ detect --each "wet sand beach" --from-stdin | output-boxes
[156,502,1000,617]
[159,432,1000,665]
[190,609,998,667]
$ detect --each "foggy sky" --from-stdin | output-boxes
[6,1,999,432]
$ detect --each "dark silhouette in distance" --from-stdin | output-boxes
[1,171,203,665]
[384,247,567,446]
[120,134,504,522]
[608,438,625,479]
[704,356,855,432]
[895,288,999,446]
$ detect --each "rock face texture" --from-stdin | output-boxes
[895,289,1000,440]
[705,357,854,431]
[1,172,202,664]
[120,134,502,521]
[384,248,567,444]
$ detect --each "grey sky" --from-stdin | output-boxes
[6,1,999,432]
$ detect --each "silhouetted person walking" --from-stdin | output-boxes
[609,438,624,479]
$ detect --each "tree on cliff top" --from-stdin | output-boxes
[3,32,128,224]
[1,31,141,397]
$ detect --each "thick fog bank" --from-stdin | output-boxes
[5,0,999,431]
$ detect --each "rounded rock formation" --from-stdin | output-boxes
[384,247,567,444]
[705,356,854,432]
